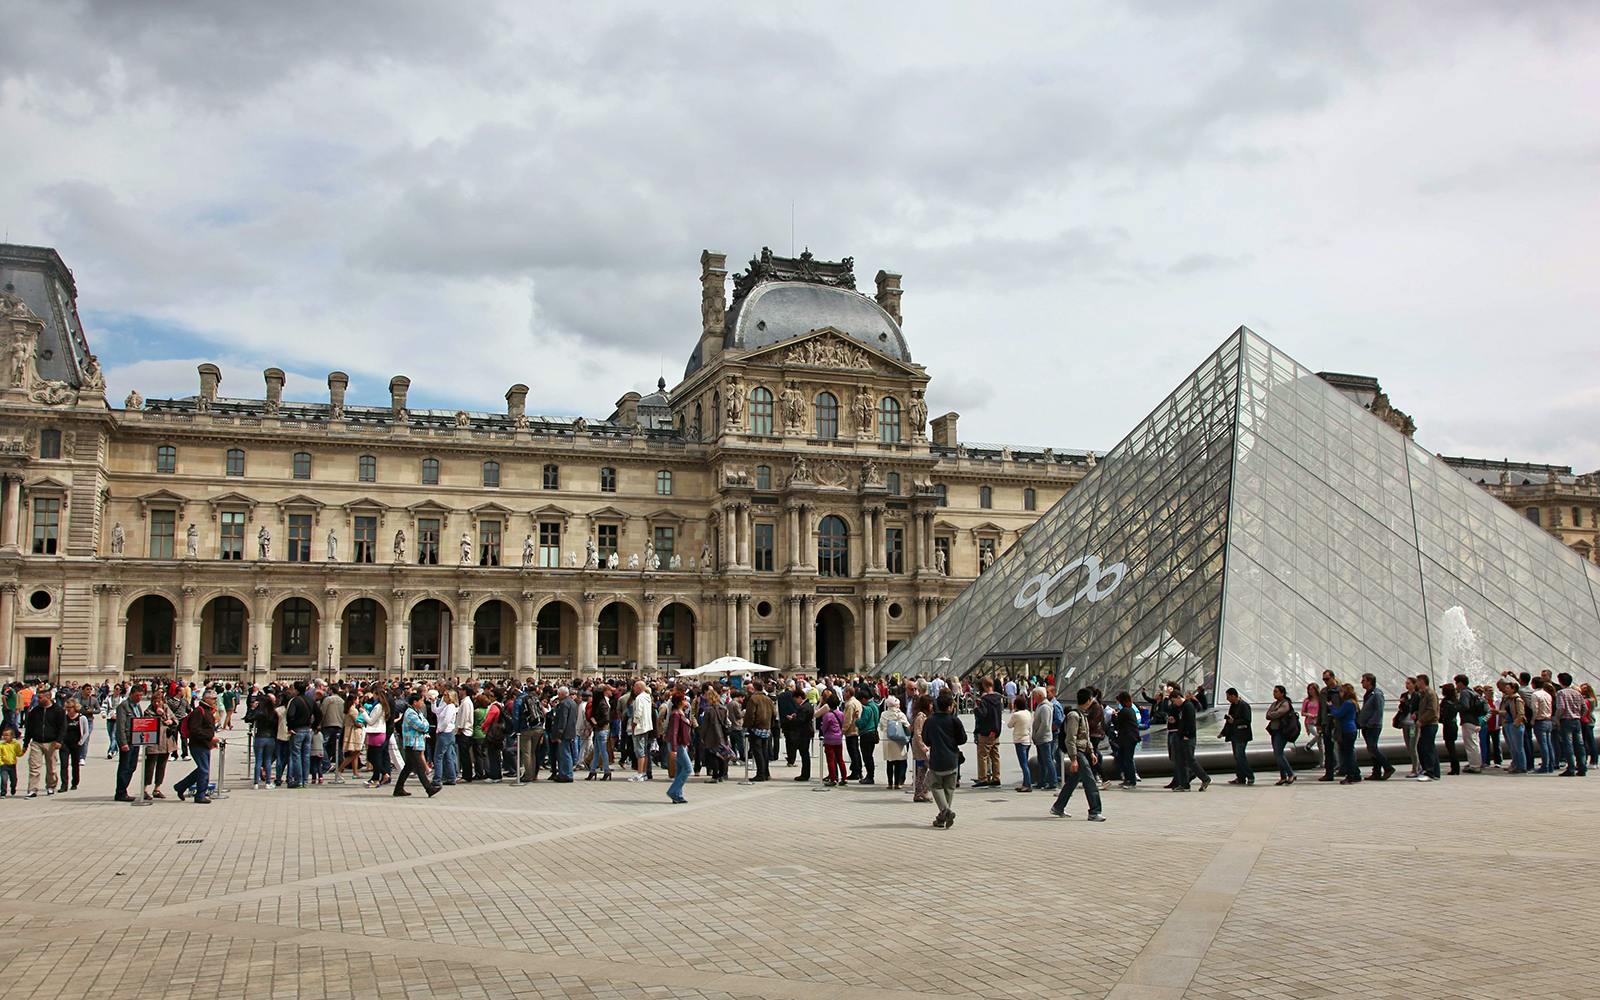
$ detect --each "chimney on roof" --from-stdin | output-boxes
[389,375,410,416]
[198,364,222,407]
[699,250,727,365]
[931,411,959,447]
[875,269,903,326]
[614,391,641,428]
[262,368,284,413]
[506,383,528,422]
[327,371,348,416]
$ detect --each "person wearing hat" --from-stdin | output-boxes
[173,692,218,804]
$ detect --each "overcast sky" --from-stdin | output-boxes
[3,2,1596,466]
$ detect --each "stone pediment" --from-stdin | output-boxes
[469,500,515,515]
[743,329,916,375]
[406,499,451,513]
[587,505,631,521]
[26,474,71,492]
[207,491,259,511]
[276,493,325,510]
[341,495,390,512]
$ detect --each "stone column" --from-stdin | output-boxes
[862,596,876,671]
[580,592,598,675]
[179,586,200,681]
[641,593,659,672]
[786,504,801,569]
[454,597,473,675]
[516,592,536,677]
[916,595,929,631]
[693,619,711,669]
[724,595,738,657]
[100,585,121,673]
[737,594,751,660]
[741,504,754,568]
[323,589,342,677]
[0,474,20,551]
[800,504,813,571]
[876,596,889,664]
[800,595,815,671]
[786,595,802,670]
[923,513,936,569]
[0,583,15,674]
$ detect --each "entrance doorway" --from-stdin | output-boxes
[814,603,855,674]
[23,636,50,680]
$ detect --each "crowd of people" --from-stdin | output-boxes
[2,665,1593,825]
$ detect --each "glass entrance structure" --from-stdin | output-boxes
[877,328,1600,701]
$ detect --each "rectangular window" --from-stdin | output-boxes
[753,522,775,572]
[598,608,619,658]
[38,429,61,459]
[474,607,502,656]
[345,602,377,656]
[280,601,312,655]
[31,498,60,555]
[597,523,618,563]
[1024,488,1037,511]
[219,511,245,560]
[292,452,312,480]
[156,445,176,473]
[543,464,559,489]
[935,536,951,572]
[600,467,617,493]
[421,458,439,485]
[886,472,900,496]
[656,469,673,495]
[212,600,244,656]
[353,515,377,564]
[225,449,245,476]
[935,484,948,507]
[482,461,500,488]
[359,454,376,482]
[479,520,501,566]
[287,514,312,562]
[149,509,176,559]
[418,518,440,564]
[539,521,562,568]
[886,526,904,574]
[657,610,676,659]
[978,537,997,571]
[537,608,561,655]
[1574,506,1582,527]
[653,525,675,567]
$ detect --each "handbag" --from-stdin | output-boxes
[885,718,909,746]
[365,731,387,748]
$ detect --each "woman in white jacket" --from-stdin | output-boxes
[362,693,389,788]
[877,696,911,790]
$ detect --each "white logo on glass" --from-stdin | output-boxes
[1013,555,1127,619]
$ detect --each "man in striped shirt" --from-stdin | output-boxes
[1553,673,1589,778]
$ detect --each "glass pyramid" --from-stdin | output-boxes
[879,328,1600,701]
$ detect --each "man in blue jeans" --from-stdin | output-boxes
[1553,673,1589,777]
[551,687,578,782]
[1049,689,1105,822]
[173,694,217,804]
[1412,673,1441,781]
[285,681,315,788]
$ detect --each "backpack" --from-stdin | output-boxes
[178,711,192,740]
[885,717,909,746]
[1281,710,1301,743]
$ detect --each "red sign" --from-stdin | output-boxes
[129,716,160,747]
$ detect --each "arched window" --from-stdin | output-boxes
[599,467,617,493]
[656,469,673,496]
[421,457,439,485]
[712,391,721,435]
[817,515,849,578]
[1024,487,1036,511]
[815,392,839,440]
[155,444,176,473]
[482,460,500,488]
[279,597,313,656]
[358,454,377,482]
[980,485,993,509]
[878,397,902,443]
[543,464,560,489]
[755,465,771,491]
[292,452,312,480]
[748,386,774,436]
[225,448,245,476]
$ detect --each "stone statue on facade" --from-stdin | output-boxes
[790,455,813,484]
[606,550,619,570]
[645,540,658,572]
[1085,451,1096,467]
[185,522,198,558]
[668,553,681,570]
[110,521,125,557]
[394,528,406,561]
[853,386,875,435]
[627,552,640,570]
[522,533,535,566]
[861,458,883,487]
[981,547,995,572]
[460,532,472,565]
[701,541,713,572]
[585,536,599,569]
[327,528,338,561]
[909,389,928,437]
[780,380,805,432]
[934,546,947,575]
[258,525,272,561]
[724,375,744,428]
[123,390,143,411]
[81,354,106,392]
[454,410,470,428]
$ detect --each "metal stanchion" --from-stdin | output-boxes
[131,745,153,807]
[738,729,755,786]
[211,741,229,799]
[810,727,829,792]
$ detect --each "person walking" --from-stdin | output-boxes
[1107,691,1140,788]
[1032,687,1059,790]
[393,692,440,797]
[320,685,345,782]
[21,688,66,798]
[1316,671,1341,782]
[1174,687,1210,792]
[817,694,846,786]
[141,689,176,800]
[1413,674,1441,781]
[665,693,693,804]
[517,688,545,783]
[1452,674,1484,775]
[1530,677,1556,774]
[172,693,217,804]
[855,687,880,785]
[586,684,613,780]
[58,698,88,792]
[1397,677,1420,776]
[841,687,864,782]
[922,690,967,829]
[1264,685,1298,785]
[1221,688,1254,785]
[1050,688,1105,822]
[1553,673,1589,777]
[1359,673,1394,780]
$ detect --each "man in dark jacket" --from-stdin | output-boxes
[1107,692,1142,787]
[284,680,315,788]
[23,688,67,797]
[922,690,967,829]
[551,687,578,781]
[1359,673,1394,781]
[173,693,218,804]
[744,684,776,781]
[1221,688,1254,785]
[973,679,1004,787]
[1174,689,1210,792]
[114,685,147,801]
[1318,670,1341,781]
[776,684,800,765]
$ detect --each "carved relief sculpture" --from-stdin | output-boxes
[861,458,884,487]
[853,386,875,434]
[258,525,272,560]
[110,521,125,556]
[909,389,928,438]
[522,533,535,566]
[394,528,407,561]
[780,380,806,432]
[782,335,873,371]
[186,523,198,558]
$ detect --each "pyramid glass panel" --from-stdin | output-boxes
[880,326,1600,702]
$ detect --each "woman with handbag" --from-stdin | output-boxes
[879,696,910,790]
[362,689,390,788]
[338,699,365,781]
[142,688,177,800]
[699,686,729,783]
[665,693,693,804]
[817,693,847,786]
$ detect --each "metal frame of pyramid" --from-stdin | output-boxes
[874,327,1600,701]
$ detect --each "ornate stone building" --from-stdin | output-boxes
[1441,457,1600,563]
[0,243,1096,683]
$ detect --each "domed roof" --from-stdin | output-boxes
[685,248,909,376]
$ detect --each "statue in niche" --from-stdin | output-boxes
[327,528,338,561]
[861,458,883,487]
[934,547,947,575]
[700,541,713,572]
[394,528,406,561]
[724,375,745,427]
[909,390,928,437]
[981,547,995,572]
[566,551,577,567]
[645,540,658,572]
[110,521,125,556]
[185,523,198,558]
[460,532,472,565]
[780,381,805,432]
[790,455,813,484]
[585,536,599,569]
[669,553,681,570]
[606,551,619,570]
[628,552,640,570]
[258,525,272,561]
[853,386,875,434]
[522,533,535,567]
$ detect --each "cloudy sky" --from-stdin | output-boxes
[3,2,1597,466]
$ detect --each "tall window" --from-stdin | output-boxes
[219,511,245,560]
[473,603,503,656]
[600,467,617,493]
[225,448,245,476]
[292,452,312,480]
[156,444,176,473]
[39,429,61,459]
[33,498,61,555]
[597,524,619,563]
[421,457,439,485]
[1573,506,1582,527]
[755,465,771,491]
[980,485,993,509]
[353,515,377,563]
[358,454,377,483]
[287,514,312,562]
[149,509,176,559]
[887,472,900,496]
[539,521,561,567]
[212,597,245,656]
[1526,508,1541,526]
[656,469,673,495]
[815,392,839,440]
[653,526,676,566]
[754,523,775,572]
[818,515,848,578]
[479,520,501,566]
[597,604,620,658]
[693,402,702,440]
[417,517,440,564]
[978,537,997,571]
[543,464,560,489]
[345,599,378,656]
[279,598,313,655]
[878,397,902,443]
[657,607,677,659]
[749,387,774,435]
[482,461,500,488]
[1024,487,1037,511]
[537,603,562,655]
[712,391,721,435]
[934,536,951,572]
[935,484,948,507]
[886,526,905,574]
[139,596,174,655]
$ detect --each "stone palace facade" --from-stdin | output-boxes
[0,244,1097,683]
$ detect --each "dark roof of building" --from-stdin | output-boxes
[1440,454,1576,486]
[0,243,93,387]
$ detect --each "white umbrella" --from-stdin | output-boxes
[681,656,779,676]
